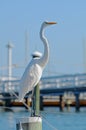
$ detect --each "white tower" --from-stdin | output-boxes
[25,30,29,65]
[83,38,86,73]
[6,42,14,79]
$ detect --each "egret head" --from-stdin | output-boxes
[42,21,57,28]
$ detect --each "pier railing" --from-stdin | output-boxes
[0,80,20,93]
[0,73,86,94]
[40,73,86,89]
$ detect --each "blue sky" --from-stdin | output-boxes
[0,0,86,77]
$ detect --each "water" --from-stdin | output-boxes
[0,107,86,130]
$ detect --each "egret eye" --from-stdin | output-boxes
[45,21,49,24]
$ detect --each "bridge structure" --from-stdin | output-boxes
[0,73,86,111]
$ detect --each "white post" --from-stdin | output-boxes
[16,117,42,130]
[6,42,14,92]
[6,42,14,79]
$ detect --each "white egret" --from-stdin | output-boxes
[19,21,57,101]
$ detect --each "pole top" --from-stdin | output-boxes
[6,41,14,48]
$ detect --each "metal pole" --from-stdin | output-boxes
[5,42,14,106]
[33,83,40,116]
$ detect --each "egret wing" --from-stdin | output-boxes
[19,62,42,101]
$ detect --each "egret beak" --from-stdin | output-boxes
[46,22,57,25]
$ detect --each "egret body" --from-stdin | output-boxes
[19,21,56,101]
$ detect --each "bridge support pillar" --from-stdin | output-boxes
[75,93,80,112]
[59,95,65,111]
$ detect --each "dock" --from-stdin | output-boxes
[0,97,86,111]
[0,73,86,111]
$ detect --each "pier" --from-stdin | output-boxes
[0,73,86,111]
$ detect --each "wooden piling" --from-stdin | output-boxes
[31,84,40,116]
[75,93,80,112]
[40,96,43,111]
[59,95,65,111]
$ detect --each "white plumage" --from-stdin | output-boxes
[19,21,57,101]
